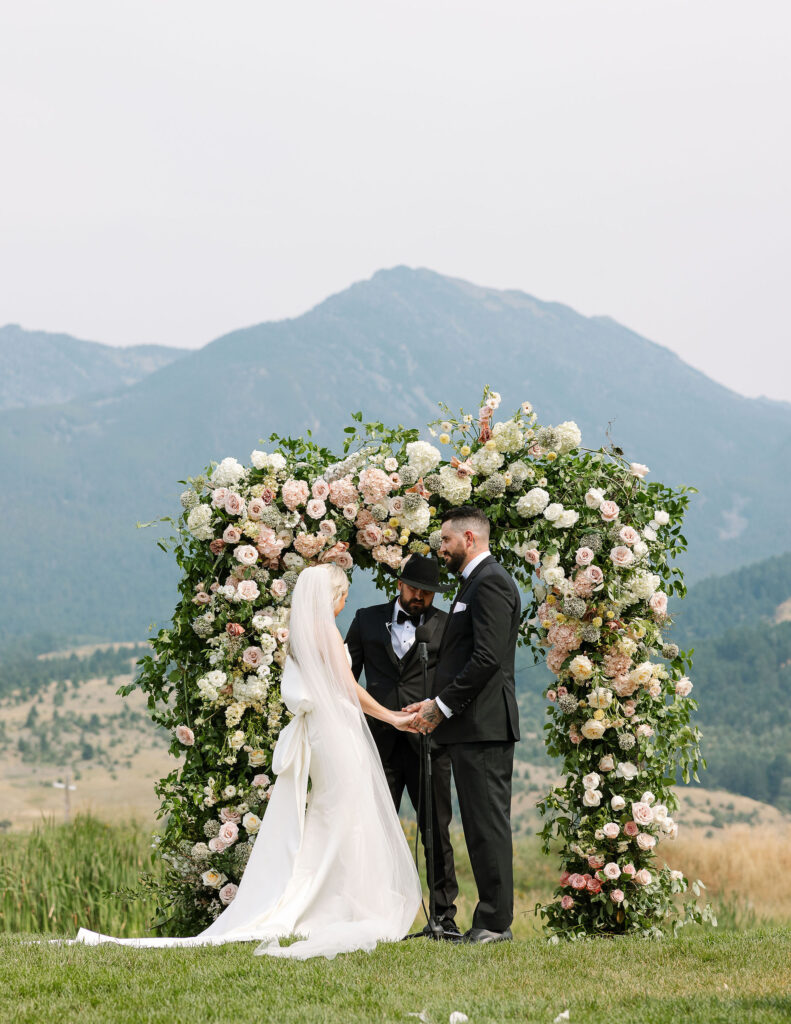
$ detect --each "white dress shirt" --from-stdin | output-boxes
[435,549,491,719]
[390,599,423,660]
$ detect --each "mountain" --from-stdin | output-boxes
[0,324,187,411]
[1,266,791,641]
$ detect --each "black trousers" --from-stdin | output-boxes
[446,740,514,932]
[376,731,458,921]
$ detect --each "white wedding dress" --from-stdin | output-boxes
[72,567,422,959]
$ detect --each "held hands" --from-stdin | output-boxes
[401,698,444,735]
[391,710,420,733]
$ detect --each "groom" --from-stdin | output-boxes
[407,506,520,943]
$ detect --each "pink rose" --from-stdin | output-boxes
[569,873,587,890]
[675,678,693,697]
[357,523,384,549]
[610,546,635,568]
[622,863,636,877]
[219,807,241,823]
[557,686,568,697]
[175,725,194,746]
[599,755,616,772]
[281,479,310,510]
[636,833,657,851]
[335,551,354,570]
[223,526,242,544]
[389,472,402,488]
[261,487,276,505]
[342,504,359,521]
[235,580,260,601]
[208,836,228,853]
[575,547,594,566]
[588,854,606,870]
[610,889,624,904]
[603,862,621,880]
[622,700,637,716]
[634,868,652,886]
[209,539,226,555]
[546,689,557,702]
[624,821,639,837]
[319,520,337,537]
[270,579,288,599]
[631,802,654,826]
[649,591,668,616]
[211,487,229,508]
[218,821,238,845]
[306,498,326,520]
[225,492,245,516]
[600,500,620,522]
[252,773,270,788]
[242,646,264,668]
[636,724,654,738]
[569,730,582,745]
[226,622,244,637]
[586,876,602,894]
[219,883,238,906]
[311,479,330,501]
[602,822,620,839]
[524,548,541,565]
[247,497,266,521]
[193,592,211,605]
[585,565,604,586]
[559,870,571,887]
[561,894,575,910]
[618,526,639,546]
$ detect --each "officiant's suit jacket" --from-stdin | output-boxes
[345,600,447,760]
[432,554,521,745]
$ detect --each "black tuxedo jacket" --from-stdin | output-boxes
[432,554,521,745]
[345,601,447,756]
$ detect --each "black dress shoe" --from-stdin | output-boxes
[462,927,513,944]
[422,917,462,939]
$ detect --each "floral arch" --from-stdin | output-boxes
[130,388,710,939]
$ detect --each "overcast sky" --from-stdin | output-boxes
[1,1,789,401]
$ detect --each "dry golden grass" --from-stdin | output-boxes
[662,824,791,923]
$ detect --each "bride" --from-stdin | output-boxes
[73,564,423,959]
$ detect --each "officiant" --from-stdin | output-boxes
[345,554,459,934]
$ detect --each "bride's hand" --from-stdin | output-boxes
[391,710,419,732]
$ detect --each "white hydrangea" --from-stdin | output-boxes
[233,675,270,702]
[555,509,579,529]
[282,552,305,570]
[406,440,441,477]
[187,504,214,541]
[554,421,582,454]
[491,419,524,453]
[543,566,566,587]
[250,451,287,474]
[438,465,473,505]
[516,487,550,517]
[211,457,245,488]
[399,500,431,535]
[470,447,504,477]
[629,570,661,601]
[197,670,227,702]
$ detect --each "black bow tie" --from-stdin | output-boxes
[397,610,421,627]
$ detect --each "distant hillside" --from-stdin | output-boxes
[1,266,791,641]
[0,324,186,411]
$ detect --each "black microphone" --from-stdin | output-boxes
[415,624,431,663]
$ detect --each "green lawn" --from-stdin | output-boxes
[2,928,789,1024]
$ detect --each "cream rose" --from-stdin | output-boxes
[602,823,620,839]
[582,788,602,807]
[235,579,260,602]
[582,772,601,791]
[581,719,606,741]
[631,801,654,826]
[242,812,262,835]
[603,862,621,880]
[634,868,652,885]
[610,795,626,811]
[675,677,693,697]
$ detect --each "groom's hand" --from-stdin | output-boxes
[410,698,445,735]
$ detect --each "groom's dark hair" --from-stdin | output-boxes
[441,506,490,540]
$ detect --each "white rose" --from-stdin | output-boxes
[588,688,613,710]
[616,761,638,780]
[543,502,564,523]
[640,791,656,806]
[629,462,650,478]
[610,795,626,811]
[582,772,601,791]
[555,509,580,529]
[585,488,605,508]
[234,544,258,566]
[653,509,670,526]
[242,812,261,835]
[582,788,602,807]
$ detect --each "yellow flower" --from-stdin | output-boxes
[546,451,557,462]
[547,595,557,605]
[439,433,451,445]
[485,439,497,450]
[389,517,400,528]
[593,709,605,721]
[504,474,512,485]
[592,616,603,627]
[399,534,409,546]
[460,445,471,457]
[606,610,615,619]
[556,613,567,623]
[541,620,553,629]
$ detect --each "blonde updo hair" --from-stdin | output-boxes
[323,563,350,608]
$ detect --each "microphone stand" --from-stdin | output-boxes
[406,634,445,941]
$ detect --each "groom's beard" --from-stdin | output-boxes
[441,549,466,575]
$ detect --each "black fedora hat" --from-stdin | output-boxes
[398,554,454,593]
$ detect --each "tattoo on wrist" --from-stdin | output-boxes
[423,701,442,725]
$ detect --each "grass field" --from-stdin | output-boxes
[2,819,791,1022]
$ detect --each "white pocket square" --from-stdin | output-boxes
[453,602,467,613]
